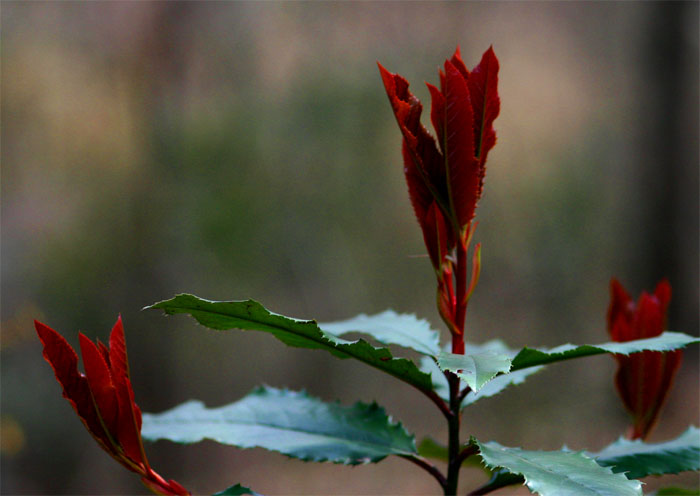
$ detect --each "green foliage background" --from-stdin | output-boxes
[2,2,697,494]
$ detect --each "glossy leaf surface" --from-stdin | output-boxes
[476,440,642,496]
[436,350,511,392]
[593,426,700,479]
[510,332,699,372]
[147,295,434,393]
[319,310,441,356]
[142,386,416,465]
[420,340,543,406]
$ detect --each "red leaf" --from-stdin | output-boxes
[607,278,681,440]
[615,350,682,440]
[106,317,147,466]
[443,59,478,226]
[449,46,470,82]
[35,321,111,448]
[467,46,500,197]
[80,333,119,438]
[114,372,148,467]
[108,316,130,383]
[379,62,447,226]
[427,82,445,150]
[421,201,450,270]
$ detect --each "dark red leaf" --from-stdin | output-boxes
[421,201,450,270]
[379,62,447,225]
[80,333,119,437]
[427,82,445,150]
[449,46,470,82]
[443,59,478,227]
[35,321,111,448]
[608,279,681,439]
[107,316,146,462]
[467,46,500,197]
[108,316,130,383]
[114,371,148,467]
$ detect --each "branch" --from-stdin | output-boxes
[399,454,447,490]
[457,444,478,467]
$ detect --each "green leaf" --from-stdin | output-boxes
[213,483,261,496]
[461,339,544,405]
[146,295,434,393]
[142,386,417,465]
[420,340,544,406]
[319,310,441,356]
[592,426,700,479]
[476,439,642,496]
[511,332,700,372]
[437,351,511,392]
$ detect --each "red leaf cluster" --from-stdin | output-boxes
[607,279,682,440]
[378,47,499,347]
[378,46,499,272]
[35,317,189,495]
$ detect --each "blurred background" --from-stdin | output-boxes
[2,2,698,494]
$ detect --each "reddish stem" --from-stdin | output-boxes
[452,238,468,354]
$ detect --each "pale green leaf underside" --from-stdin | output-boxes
[146,295,434,392]
[592,426,700,479]
[437,351,511,392]
[511,332,700,372]
[319,309,441,356]
[142,386,416,465]
[476,440,642,496]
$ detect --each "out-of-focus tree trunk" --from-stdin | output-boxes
[638,1,698,337]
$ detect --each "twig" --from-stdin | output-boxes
[399,454,447,490]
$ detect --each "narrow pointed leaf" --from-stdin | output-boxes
[142,386,416,465]
[443,59,477,226]
[476,439,642,496]
[437,351,511,392]
[468,46,500,166]
[592,426,700,479]
[511,332,699,372]
[319,310,441,356]
[147,295,434,393]
[79,333,119,436]
[213,484,261,496]
[35,321,108,445]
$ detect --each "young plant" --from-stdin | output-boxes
[36,46,699,496]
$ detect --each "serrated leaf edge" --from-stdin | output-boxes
[476,440,643,496]
[143,386,417,466]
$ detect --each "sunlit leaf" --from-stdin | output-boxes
[592,426,700,479]
[511,332,699,372]
[147,295,434,393]
[319,310,441,356]
[142,386,416,465]
[476,439,642,496]
[437,351,510,392]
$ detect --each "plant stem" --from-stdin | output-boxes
[444,372,462,495]
[399,454,447,490]
[454,239,469,346]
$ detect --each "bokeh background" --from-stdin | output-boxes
[2,2,698,494]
